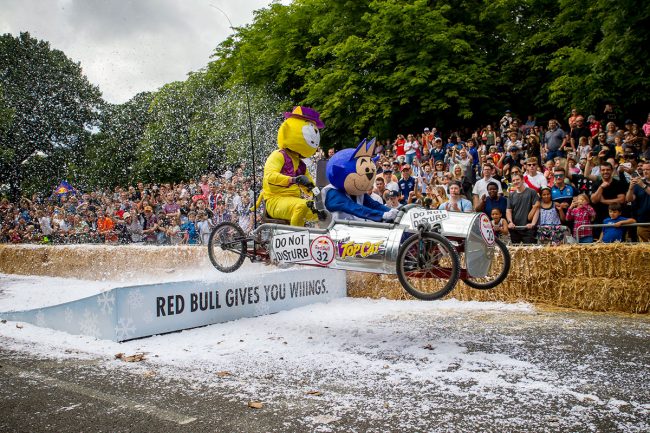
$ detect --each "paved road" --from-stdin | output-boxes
[1,306,648,433]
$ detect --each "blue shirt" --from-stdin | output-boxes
[602,216,627,243]
[398,176,416,204]
[485,196,508,218]
[551,184,575,204]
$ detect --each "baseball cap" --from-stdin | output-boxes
[401,164,411,171]
[386,190,400,198]
[424,127,430,132]
[123,212,131,218]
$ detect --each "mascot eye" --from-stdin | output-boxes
[365,167,370,173]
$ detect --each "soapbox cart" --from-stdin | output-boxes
[207,203,510,301]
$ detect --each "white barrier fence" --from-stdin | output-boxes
[0,268,347,341]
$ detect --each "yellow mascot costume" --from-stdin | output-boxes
[262,106,325,226]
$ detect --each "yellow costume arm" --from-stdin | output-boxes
[264,151,293,187]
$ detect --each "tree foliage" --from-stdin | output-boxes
[0,32,102,198]
[2,1,649,197]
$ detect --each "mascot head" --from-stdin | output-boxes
[326,138,380,196]
[278,106,325,158]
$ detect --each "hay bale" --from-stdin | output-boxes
[347,243,650,314]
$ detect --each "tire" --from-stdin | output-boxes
[461,238,511,290]
[207,222,247,273]
[396,232,460,301]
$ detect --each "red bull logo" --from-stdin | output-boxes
[338,241,384,259]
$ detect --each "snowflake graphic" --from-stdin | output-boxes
[114,317,136,341]
[254,302,271,317]
[35,310,46,327]
[126,289,144,310]
[64,307,74,324]
[142,314,153,324]
[78,309,100,337]
[96,290,116,315]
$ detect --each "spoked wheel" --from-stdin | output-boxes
[461,239,511,290]
[208,222,247,273]
[396,232,460,301]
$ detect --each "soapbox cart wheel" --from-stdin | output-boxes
[396,232,460,301]
[208,222,247,273]
[461,238,511,290]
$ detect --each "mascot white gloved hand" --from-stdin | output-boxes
[323,138,397,222]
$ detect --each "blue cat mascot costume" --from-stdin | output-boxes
[323,138,399,222]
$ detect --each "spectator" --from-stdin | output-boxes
[589,161,627,235]
[535,187,568,245]
[472,163,503,209]
[490,208,510,243]
[544,119,567,161]
[598,203,636,243]
[181,211,199,245]
[476,181,507,217]
[566,193,596,243]
[439,182,473,212]
[141,206,159,244]
[398,164,416,205]
[522,157,548,192]
[506,173,539,244]
[625,161,650,241]
[383,190,401,209]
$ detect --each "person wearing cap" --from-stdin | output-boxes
[121,211,143,243]
[260,106,324,226]
[422,127,434,149]
[380,165,399,192]
[397,164,416,205]
[587,115,601,138]
[383,190,401,209]
[141,205,159,243]
[430,137,446,163]
[500,110,513,138]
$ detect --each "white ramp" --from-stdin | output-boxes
[0,268,346,341]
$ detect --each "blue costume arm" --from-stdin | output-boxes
[325,189,387,222]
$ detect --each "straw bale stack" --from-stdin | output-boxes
[348,243,650,314]
[0,244,208,280]
[1,243,648,313]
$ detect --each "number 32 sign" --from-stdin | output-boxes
[310,236,335,266]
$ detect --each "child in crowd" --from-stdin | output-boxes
[536,187,568,245]
[566,193,596,243]
[599,203,636,243]
[195,210,214,245]
[181,211,199,245]
[490,208,509,243]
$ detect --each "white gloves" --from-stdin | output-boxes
[382,208,399,222]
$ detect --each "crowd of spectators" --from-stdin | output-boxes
[1,106,649,246]
[365,106,650,244]
[0,166,256,246]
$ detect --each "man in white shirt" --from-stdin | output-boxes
[522,157,547,193]
[472,163,503,208]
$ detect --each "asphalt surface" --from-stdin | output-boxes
[1,307,649,433]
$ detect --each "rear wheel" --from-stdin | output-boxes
[396,232,460,300]
[208,222,247,273]
[461,238,511,290]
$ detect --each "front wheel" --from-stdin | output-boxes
[461,238,511,290]
[208,222,247,273]
[396,232,460,301]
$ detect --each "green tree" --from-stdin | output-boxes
[79,92,154,190]
[0,32,102,199]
